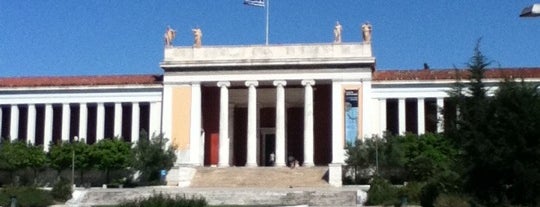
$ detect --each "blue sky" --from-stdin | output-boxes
[1,1,539,77]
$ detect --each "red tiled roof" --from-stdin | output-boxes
[0,75,162,88]
[373,68,540,81]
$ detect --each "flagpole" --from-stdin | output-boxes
[265,0,269,45]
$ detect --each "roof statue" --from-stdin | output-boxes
[361,22,372,43]
[333,21,342,44]
[192,27,202,48]
[164,26,176,47]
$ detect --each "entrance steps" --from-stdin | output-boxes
[189,166,330,188]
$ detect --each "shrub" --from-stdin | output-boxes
[434,194,470,207]
[420,182,439,207]
[51,177,73,202]
[398,182,425,205]
[0,186,54,207]
[117,193,207,207]
[366,177,398,206]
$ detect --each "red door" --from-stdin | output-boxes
[210,133,219,165]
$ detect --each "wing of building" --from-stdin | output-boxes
[1,42,539,186]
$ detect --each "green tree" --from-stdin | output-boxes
[91,138,133,184]
[48,142,73,175]
[132,131,176,184]
[72,140,93,186]
[0,141,32,183]
[445,41,540,205]
[26,144,48,183]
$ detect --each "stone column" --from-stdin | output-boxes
[131,102,140,144]
[114,103,122,137]
[379,99,387,135]
[417,98,425,135]
[228,104,235,165]
[331,81,344,164]
[302,80,315,167]
[9,105,19,141]
[437,98,445,133]
[0,107,2,139]
[149,102,162,137]
[245,80,259,167]
[398,98,406,135]
[190,83,202,166]
[273,80,287,167]
[27,104,36,145]
[95,103,104,141]
[61,103,71,142]
[44,104,53,152]
[79,103,88,141]
[218,81,231,167]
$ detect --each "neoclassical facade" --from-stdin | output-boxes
[1,42,539,186]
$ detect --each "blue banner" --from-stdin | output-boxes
[345,90,358,146]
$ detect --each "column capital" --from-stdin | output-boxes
[301,79,316,86]
[217,81,231,88]
[273,80,287,87]
[245,80,259,87]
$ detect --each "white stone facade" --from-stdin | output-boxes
[1,43,539,187]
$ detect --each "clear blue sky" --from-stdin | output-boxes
[1,1,539,77]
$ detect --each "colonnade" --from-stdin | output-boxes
[0,102,161,151]
[378,97,446,135]
[214,80,316,167]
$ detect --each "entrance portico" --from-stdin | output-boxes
[160,43,375,176]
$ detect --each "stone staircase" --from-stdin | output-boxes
[189,166,330,188]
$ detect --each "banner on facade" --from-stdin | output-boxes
[345,90,358,146]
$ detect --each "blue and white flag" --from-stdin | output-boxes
[244,0,265,7]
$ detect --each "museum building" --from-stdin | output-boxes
[1,41,539,186]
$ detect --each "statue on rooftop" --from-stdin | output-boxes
[192,27,202,48]
[164,26,176,47]
[361,22,372,43]
[333,21,342,43]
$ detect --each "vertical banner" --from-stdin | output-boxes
[345,90,358,146]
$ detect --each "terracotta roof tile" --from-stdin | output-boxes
[373,68,540,81]
[0,75,162,88]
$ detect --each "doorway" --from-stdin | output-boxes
[259,128,275,166]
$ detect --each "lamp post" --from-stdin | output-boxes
[520,4,540,17]
[71,136,79,189]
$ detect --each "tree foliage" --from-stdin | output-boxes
[345,133,457,184]
[0,141,47,183]
[445,41,540,206]
[90,138,133,183]
[132,131,176,184]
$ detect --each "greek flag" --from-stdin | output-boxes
[244,0,265,7]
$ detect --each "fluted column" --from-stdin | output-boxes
[417,98,425,135]
[218,81,231,167]
[114,103,122,137]
[149,102,162,137]
[379,99,387,135]
[0,107,2,139]
[10,105,19,141]
[27,104,36,145]
[302,80,315,167]
[245,80,259,167]
[131,102,140,144]
[437,98,445,133]
[78,103,88,141]
[273,80,287,167]
[398,98,406,134]
[44,104,53,152]
[61,103,71,142]
[96,103,105,141]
